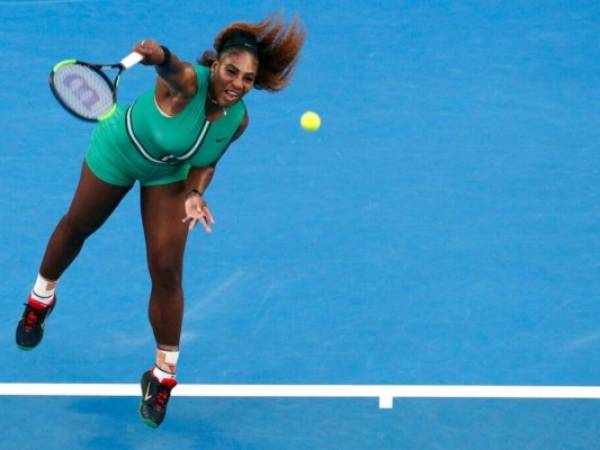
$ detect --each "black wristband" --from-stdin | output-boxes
[185,188,203,198]
[158,45,172,67]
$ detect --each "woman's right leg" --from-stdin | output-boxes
[39,162,132,279]
[16,162,131,349]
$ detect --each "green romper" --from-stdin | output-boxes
[85,64,246,187]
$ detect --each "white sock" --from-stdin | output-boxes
[31,274,57,305]
[152,366,176,382]
[154,347,179,380]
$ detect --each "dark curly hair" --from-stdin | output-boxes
[198,14,305,92]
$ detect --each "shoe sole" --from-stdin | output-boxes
[139,401,160,428]
[16,329,44,351]
[17,344,35,351]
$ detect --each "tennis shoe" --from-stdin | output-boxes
[16,295,56,350]
[140,369,177,428]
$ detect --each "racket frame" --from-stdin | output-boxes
[48,52,142,122]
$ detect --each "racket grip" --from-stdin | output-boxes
[120,52,143,69]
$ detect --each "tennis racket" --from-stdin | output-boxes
[49,52,143,122]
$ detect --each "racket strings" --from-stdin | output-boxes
[52,64,114,120]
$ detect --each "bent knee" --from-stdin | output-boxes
[59,213,101,240]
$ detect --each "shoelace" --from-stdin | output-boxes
[155,386,172,411]
[24,305,42,331]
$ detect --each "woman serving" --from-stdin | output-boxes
[16,15,304,428]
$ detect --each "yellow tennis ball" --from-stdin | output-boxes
[300,111,321,131]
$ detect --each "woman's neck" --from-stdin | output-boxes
[205,83,227,118]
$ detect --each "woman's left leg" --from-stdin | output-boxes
[140,180,189,350]
[139,180,188,427]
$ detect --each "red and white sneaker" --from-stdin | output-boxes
[16,295,56,350]
[139,369,177,428]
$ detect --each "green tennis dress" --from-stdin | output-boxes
[85,64,246,187]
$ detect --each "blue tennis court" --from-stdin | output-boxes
[1,0,599,448]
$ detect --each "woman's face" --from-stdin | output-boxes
[211,51,258,107]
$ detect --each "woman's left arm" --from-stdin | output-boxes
[186,165,215,198]
[185,111,249,194]
[182,112,249,232]
[182,166,216,233]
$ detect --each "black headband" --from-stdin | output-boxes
[219,31,258,56]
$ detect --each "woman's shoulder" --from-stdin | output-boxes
[187,64,208,95]
[193,63,210,73]
[192,64,210,80]
[229,98,247,121]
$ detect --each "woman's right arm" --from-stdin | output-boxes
[132,39,197,98]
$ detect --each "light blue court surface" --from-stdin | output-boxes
[1,0,599,448]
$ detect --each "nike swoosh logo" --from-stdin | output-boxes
[144,384,152,401]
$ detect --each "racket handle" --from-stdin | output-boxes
[120,52,143,69]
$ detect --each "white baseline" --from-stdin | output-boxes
[2,384,600,409]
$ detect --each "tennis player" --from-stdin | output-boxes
[16,15,304,428]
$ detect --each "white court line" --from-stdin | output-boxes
[2,384,600,409]
[0,0,97,5]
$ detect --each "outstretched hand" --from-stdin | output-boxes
[182,192,215,233]
[132,39,166,66]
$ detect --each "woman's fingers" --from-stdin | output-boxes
[133,39,162,65]
[181,216,197,230]
[204,206,216,224]
[181,213,212,233]
[198,215,212,233]
[182,196,214,233]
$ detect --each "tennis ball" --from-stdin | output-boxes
[300,111,321,131]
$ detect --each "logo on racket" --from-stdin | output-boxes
[62,74,100,111]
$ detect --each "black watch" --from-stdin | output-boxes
[185,189,203,198]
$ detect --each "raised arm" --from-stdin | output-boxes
[132,39,198,98]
